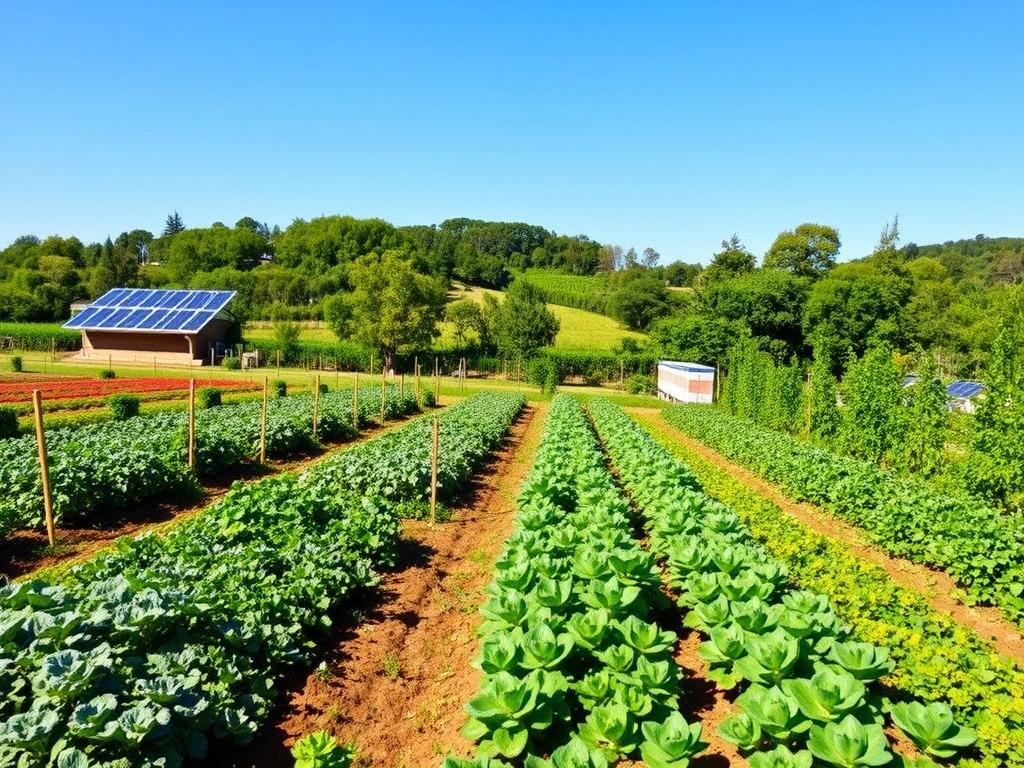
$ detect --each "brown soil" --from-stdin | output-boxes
[227,403,548,768]
[2,412,431,581]
[628,407,1024,665]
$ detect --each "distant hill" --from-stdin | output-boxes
[901,236,1024,284]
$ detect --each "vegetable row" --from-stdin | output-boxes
[634,410,1024,768]
[662,405,1024,628]
[587,399,977,768]
[446,394,708,768]
[0,385,419,540]
[0,392,523,768]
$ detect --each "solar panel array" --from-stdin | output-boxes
[946,380,985,399]
[63,289,236,333]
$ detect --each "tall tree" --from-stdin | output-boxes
[162,211,185,237]
[898,352,948,476]
[838,344,905,465]
[491,279,559,360]
[700,235,755,286]
[763,223,840,277]
[335,250,447,370]
[641,247,660,269]
[444,298,483,347]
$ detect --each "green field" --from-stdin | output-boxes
[444,284,643,350]
[244,286,644,352]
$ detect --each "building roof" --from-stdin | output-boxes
[659,360,716,373]
[63,289,236,334]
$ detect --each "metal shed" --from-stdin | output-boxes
[657,360,716,404]
[63,288,238,367]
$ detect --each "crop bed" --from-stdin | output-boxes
[0,377,255,404]
[448,395,698,767]
[588,399,983,768]
[0,392,526,767]
[662,406,1024,629]
[0,386,419,539]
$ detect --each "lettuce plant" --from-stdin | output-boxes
[734,629,800,685]
[577,702,639,760]
[463,671,558,758]
[889,701,977,758]
[748,745,814,768]
[291,730,354,768]
[736,683,811,742]
[718,712,763,751]
[638,711,708,768]
[806,715,892,768]
[827,642,895,682]
[781,664,866,723]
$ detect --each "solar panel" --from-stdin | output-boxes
[62,289,235,333]
[947,381,984,399]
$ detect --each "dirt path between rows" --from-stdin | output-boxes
[229,403,548,768]
[3,412,431,581]
[627,407,1024,664]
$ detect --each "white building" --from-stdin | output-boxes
[657,360,715,404]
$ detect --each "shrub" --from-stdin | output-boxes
[10,356,22,373]
[221,356,241,370]
[107,394,141,421]
[420,390,436,407]
[198,387,222,409]
[527,356,559,394]
[625,372,656,395]
[98,369,115,380]
[0,406,18,438]
[318,382,329,394]
[273,380,287,397]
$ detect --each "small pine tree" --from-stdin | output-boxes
[162,211,185,237]
[898,352,947,476]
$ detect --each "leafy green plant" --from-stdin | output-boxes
[805,715,892,768]
[221,355,241,370]
[291,730,354,768]
[781,664,865,723]
[98,369,115,380]
[197,387,222,409]
[577,703,638,760]
[889,701,977,759]
[106,394,140,421]
[273,379,288,397]
[748,745,813,768]
[10,355,22,372]
[638,711,707,768]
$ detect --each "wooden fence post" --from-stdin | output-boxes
[380,362,387,423]
[370,351,374,376]
[415,357,421,403]
[260,376,268,463]
[187,378,196,469]
[32,390,56,547]
[620,360,625,389]
[400,372,405,399]
[276,349,281,372]
[430,416,439,526]
[313,374,321,438]
[353,372,360,430]
[50,338,55,362]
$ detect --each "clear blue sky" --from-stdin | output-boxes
[1,1,1021,264]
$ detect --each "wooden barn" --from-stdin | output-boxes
[64,288,238,367]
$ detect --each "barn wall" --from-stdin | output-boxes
[78,330,197,367]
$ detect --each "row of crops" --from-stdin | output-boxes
[448,396,981,768]
[587,399,980,768]
[448,395,692,766]
[0,385,419,540]
[661,406,1024,629]
[0,391,525,767]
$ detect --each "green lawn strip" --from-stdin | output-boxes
[630,408,1024,768]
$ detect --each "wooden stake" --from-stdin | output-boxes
[187,378,196,469]
[32,390,56,547]
[50,338,55,362]
[313,374,321,438]
[259,376,268,463]
[380,362,386,423]
[353,372,360,430]
[370,351,374,376]
[276,349,281,372]
[620,360,625,389]
[400,372,405,399]
[415,358,421,403]
[430,416,439,526]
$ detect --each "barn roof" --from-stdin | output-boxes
[63,289,236,334]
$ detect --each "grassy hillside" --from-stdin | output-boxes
[517,269,613,314]
[445,285,643,350]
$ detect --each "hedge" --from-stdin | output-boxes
[0,322,81,352]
